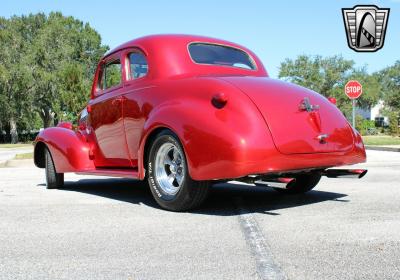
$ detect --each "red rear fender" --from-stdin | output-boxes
[138,79,276,181]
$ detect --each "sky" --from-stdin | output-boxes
[1,0,399,78]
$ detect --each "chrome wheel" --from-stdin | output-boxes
[147,130,210,211]
[154,142,185,195]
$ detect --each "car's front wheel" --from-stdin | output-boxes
[147,130,209,211]
[45,147,64,189]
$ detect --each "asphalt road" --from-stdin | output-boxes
[0,150,399,280]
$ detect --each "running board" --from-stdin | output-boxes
[76,168,139,179]
[321,169,367,179]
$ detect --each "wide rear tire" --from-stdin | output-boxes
[274,173,321,194]
[45,148,64,189]
[147,130,209,211]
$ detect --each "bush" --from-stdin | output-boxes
[0,131,38,144]
[388,111,400,136]
[355,115,376,135]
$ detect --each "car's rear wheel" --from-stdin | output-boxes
[147,130,209,211]
[273,173,321,194]
[45,147,64,189]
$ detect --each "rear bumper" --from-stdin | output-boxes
[191,142,366,181]
[190,117,367,180]
[241,146,365,178]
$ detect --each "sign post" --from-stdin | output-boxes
[344,80,363,128]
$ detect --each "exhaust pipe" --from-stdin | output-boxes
[254,177,296,189]
[322,169,367,179]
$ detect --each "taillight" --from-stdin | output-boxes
[328,97,337,105]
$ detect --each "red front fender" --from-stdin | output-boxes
[34,127,95,173]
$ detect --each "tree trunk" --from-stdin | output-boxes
[43,115,53,128]
[40,108,54,128]
[4,122,10,142]
[0,121,3,143]
[54,112,59,126]
[10,117,18,144]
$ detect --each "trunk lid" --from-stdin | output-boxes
[221,77,354,154]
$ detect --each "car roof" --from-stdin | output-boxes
[104,34,268,78]
[106,34,245,55]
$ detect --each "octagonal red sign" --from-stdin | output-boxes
[345,80,363,99]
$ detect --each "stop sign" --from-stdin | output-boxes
[345,80,363,99]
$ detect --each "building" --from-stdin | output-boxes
[356,99,389,127]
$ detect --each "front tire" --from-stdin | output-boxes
[45,148,64,189]
[274,173,321,194]
[147,130,209,211]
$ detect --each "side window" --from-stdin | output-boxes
[128,53,148,79]
[99,59,122,90]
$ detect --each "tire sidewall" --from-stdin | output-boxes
[147,132,193,210]
[45,148,56,188]
[45,147,63,189]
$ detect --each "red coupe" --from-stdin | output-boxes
[34,35,367,211]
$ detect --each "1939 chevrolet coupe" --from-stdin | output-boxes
[34,34,367,211]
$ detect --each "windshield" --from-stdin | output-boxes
[188,43,256,70]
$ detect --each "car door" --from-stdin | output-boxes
[89,52,132,168]
[122,49,152,167]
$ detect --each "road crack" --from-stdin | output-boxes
[234,197,287,280]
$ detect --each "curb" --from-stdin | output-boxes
[365,146,400,152]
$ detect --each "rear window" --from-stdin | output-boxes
[188,43,256,70]
[128,52,148,79]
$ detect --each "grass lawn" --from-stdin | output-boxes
[362,135,400,146]
[0,143,32,148]
[14,152,33,160]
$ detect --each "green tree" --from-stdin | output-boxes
[0,15,39,143]
[378,61,400,134]
[379,61,400,109]
[27,12,108,127]
[279,55,354,95]
[1,12,107,142]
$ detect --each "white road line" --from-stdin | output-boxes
[235,197,286,280]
